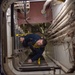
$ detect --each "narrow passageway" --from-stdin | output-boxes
[1,0,75,75]
[13,47,64,74]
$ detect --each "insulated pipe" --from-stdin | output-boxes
[52,3,72,28]
[45,13,69,36]
[49,27,75,41]
[49,25,70,39]
[45,20,68,36]
[46,13,69,36]
[48,17,69,35]
[50,4,72,30]
[49,0,73,29]
[48,10,75,36]
[49,21,75,38]
[49,33,67,41]
[47,1,74,31]
[51,13,69,31]
[47,10,75,37]
[49,24,75,39]
[41,0,52,14]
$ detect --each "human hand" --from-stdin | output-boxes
[28,59,32,63]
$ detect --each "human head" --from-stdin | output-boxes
[19,37,24,43]
[36,38,47,46]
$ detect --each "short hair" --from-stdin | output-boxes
[42,38,47,46]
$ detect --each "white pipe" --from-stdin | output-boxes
[49,25,70,39]
[45,13,69,35]
[50,17,69,34]
[47,1,74,31]
[51,6,72,30]
[49,27,75,41]
[41,0,52,14]
[49,33,67,41]
[52,13,69,30]
[47,9,74,36]
[50,24,75,39]
[50,0,73,29]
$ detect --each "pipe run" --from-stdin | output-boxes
[47,16,69,36]
[49,27,75,42]
[49,0,74,29]
[41,0,52,14]
[49,33,67,41]
[51,0,73,29]
[52,13,69,30]
[47,8,75,36]
[47,1,74,31]
[49,25,70,39]
[48,19,75,38]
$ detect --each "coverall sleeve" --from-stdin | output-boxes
[24,34,34,43]
[31,47,45,62]
[24,34,32,41]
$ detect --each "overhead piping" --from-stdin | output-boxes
[23,1,32,26]
[41,0,52,14]
[47,8,75,38]
[47,1,74,31]
[49,22,75,39]
[51,14,69,31]
[46,2,75,39]
[49,27,75,42]
[47,16,69,36]
[49,25,70,39]
[49,0,73,29]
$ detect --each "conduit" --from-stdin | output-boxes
[50,24,75,39]
[49,27,75,41]
[48,17,69,35]
[49,33,67,41]
[51,1,73,29]
[45,14,69,36]
[45,0,75,42]
[47,1,74,31]
[47,10,75,38]
[47,9,75,36]
[41,0,52,14]
[51,14,69,31]
[49,25,70,39]
[51,0,72,25]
